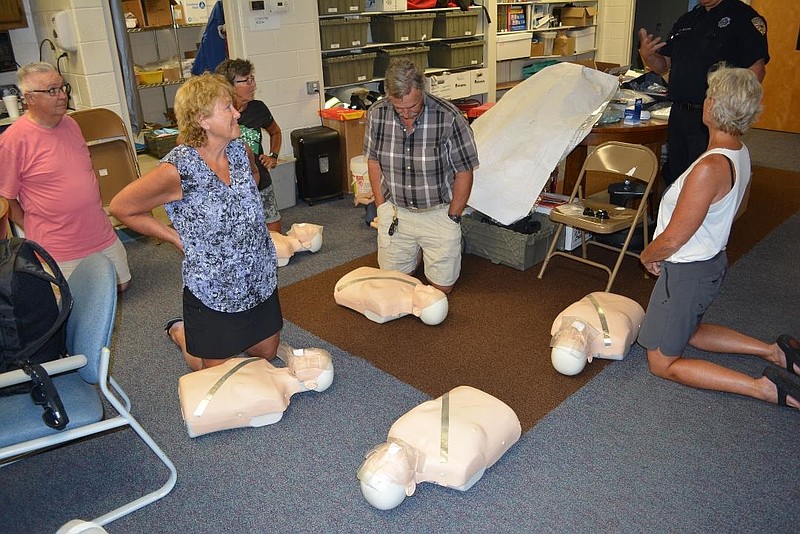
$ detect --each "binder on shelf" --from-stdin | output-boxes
[507,6,527,32]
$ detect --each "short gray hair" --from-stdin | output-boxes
[17,62,58,94]
[383,59,424,99]
[706,67,762,136]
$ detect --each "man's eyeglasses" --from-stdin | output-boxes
[27,84,71,97]
[234,76,255,85]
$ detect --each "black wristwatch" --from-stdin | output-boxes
[268,152,279,159]
[448,213,462,224]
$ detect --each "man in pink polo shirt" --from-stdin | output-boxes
[0,62,130,292]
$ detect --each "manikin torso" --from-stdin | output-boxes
[177,343,333,437]
[358,386,521,509]
[270,223,323,267]
[550,292,645,375]
[334,266,448,325]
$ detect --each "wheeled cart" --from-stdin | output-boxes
[290,126,342,205]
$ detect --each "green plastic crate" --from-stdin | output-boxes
[432,10,479,38]
[317,0,365,15]
[323,52,377,86]
[428,39,484,69]
[374,45,430,77]
[462,212,554,271]
[319,17,370,51]
[370,13,436,43]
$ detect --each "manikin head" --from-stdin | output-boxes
[357,439,422,510]
[411,284,448,325]
[286,223,323,253]
[550,318,598,376]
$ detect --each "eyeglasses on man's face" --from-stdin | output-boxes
[234,76,255,85]
[28,83,71,97]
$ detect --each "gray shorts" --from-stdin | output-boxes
[638,251,727,356]
[260,184,281,225]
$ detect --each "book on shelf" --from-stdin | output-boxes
[507,6,527,32]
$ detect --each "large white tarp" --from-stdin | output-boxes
[468,63,619,225]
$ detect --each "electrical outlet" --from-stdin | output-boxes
[306,81,320,95]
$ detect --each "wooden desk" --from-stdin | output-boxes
[562,118,669,196]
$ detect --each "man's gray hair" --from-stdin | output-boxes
[383,59,425,99]
[17,62,58,94]
[706,66,763,136]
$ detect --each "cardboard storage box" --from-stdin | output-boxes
[322,52,377,86]
[319,16,370,50]
[432,10,479,38]
[530,40,545,57]
[181,1,210,24]
[428,39,483,69]
[143,0,173,27]
[558,6,597,27]
[496,32,531,61]
[122,0,146,28]
[366,0,406,11]
[322,113,368,194]
[371,13,436,42]
[469,67,489,95]
[318,0,366,14]
[462,212,554,271]
[552,31,576,56]
[426,71,470,100]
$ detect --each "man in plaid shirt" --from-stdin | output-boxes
[365,59,479,295]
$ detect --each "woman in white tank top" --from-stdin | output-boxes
[637,67,800,410]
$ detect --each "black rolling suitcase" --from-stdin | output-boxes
[290,126,342,205]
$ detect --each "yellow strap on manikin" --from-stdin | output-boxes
[587,294,613,347]
[193,357,261,417]
[439,391,450,463]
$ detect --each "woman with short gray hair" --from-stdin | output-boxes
[638,66,800,410]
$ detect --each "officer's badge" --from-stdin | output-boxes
[751,17,766,36]
[718,17,730,28]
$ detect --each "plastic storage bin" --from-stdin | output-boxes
[319,17,370,51]
[567,27,596,53]
[462,212,555,271]
[539,31,557,56]
[432,10,479,38]
[290,126,342,204]
[374,45,430,76]
[370,13,436,43]
[428,40,484,69]
[322,52,377,86]
[496,32,531,61]
[317,0,366,15]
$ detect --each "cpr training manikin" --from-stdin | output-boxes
[177,342,334,437]
[334,266,449,325]
[550,292,645,375]
[357,385,521,510]
[270,223,323,267]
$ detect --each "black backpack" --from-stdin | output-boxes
[0,238,73,429]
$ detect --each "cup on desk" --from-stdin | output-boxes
[3,95,20,119]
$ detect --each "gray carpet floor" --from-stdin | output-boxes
[1,194,797,533]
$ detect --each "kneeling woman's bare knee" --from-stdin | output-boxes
[646,348,680,378]
[246,332,281,360]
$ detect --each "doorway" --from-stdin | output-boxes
[630,1,694,69]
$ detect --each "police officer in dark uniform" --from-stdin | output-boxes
[639,0,768,187]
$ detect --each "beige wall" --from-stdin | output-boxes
[225,2,325,158]
[3,0,128,122]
